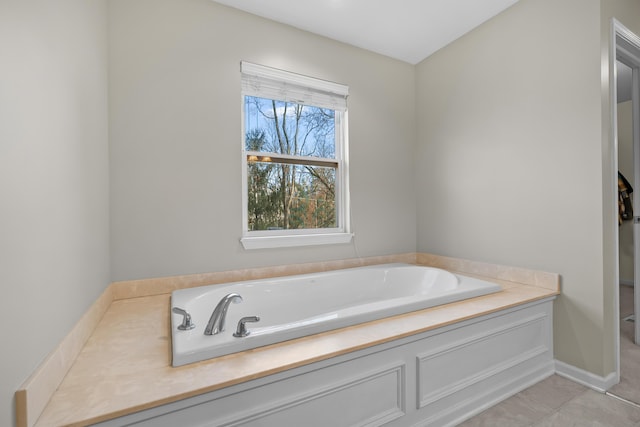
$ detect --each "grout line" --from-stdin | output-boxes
[605,392,640,409]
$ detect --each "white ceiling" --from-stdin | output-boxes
[212,0,521,64]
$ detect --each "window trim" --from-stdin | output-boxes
[239,62,352,249]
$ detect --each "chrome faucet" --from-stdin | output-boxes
[204,293,243,335]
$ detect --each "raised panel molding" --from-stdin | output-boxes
[416,361,555,427]
[212,363,406,427]
[418,346,548,409]
[417,312,549,409]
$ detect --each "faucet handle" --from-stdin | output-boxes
[172,307,196,331]
[233,316,260,338]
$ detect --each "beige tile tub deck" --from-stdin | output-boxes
[20,255,560,427]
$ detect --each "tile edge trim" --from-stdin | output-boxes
[15,286,114,427]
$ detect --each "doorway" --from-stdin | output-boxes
[609,19,640,405]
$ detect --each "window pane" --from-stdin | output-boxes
[247,161,336,231]
[244,96,335,159]
[245,94,338,232]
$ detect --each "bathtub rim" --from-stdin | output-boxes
[170,264,502,367]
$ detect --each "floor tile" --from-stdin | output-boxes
[456,392,552,427]
[537,390,640,427]
[518,374,587,411]
[532,410,631,427]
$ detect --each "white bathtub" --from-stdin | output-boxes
[170,263,501,367]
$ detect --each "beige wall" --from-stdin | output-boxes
[416,0,611,375]
[0,1,110,426]
[108,0,418,281]
[415,0,640,378]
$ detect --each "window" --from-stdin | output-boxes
[240,61,352,249]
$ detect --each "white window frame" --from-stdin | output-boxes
[240,61,352,250]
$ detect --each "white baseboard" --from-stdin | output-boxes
[554,360,618,392]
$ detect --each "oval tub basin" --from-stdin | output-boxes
[170,263,501,367]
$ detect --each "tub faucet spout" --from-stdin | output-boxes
[204,293,243,335]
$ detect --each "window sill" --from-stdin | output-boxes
[241,232,353,250]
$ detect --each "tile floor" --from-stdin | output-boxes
[459,285,640,427]
[459,374,640,426]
